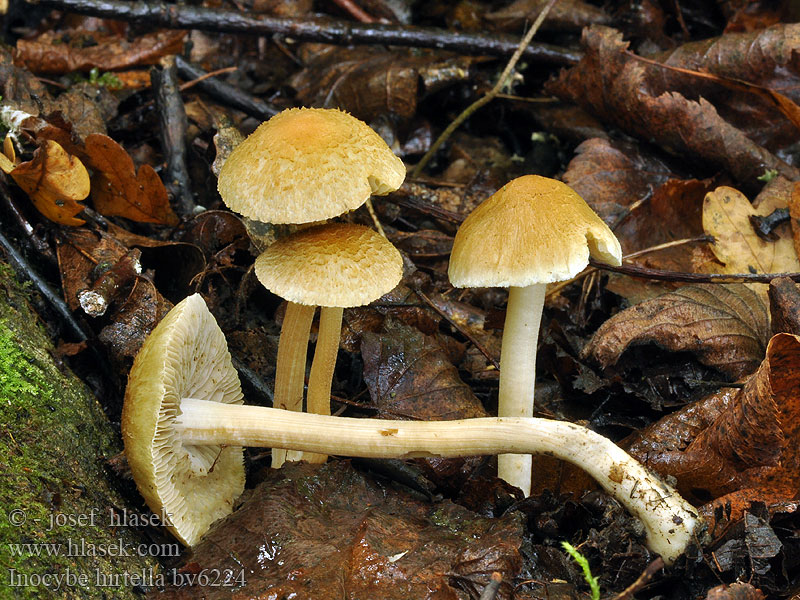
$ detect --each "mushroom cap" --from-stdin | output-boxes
[255,222,403,307]
[448,175,622,288]
[121,293,244,547]
[217,107,406,224]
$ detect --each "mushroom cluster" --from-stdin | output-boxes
[216,107,406,466]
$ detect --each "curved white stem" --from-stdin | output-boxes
[498,284,546,496]
[176,398,701,565]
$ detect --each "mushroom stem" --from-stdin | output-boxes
[304,306,344,464]
[498,283,546,496]
[272,301,315,467]
[176,397,701,566]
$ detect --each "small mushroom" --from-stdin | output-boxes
[216,107,406,224]
[255,222,403,465]
[448,175,622,496]
[124,293,702,563]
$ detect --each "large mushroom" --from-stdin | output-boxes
[123,293,702,563]
[448,175,622,496]
[254,222,403,465]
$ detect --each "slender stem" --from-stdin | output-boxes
[176,398,701,565]
[304,306,344,464]
[497,284,546,496]
[272,301,315,467]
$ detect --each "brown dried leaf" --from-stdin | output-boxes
[362,319,488,420]
[84,133,178,225]
[626,334,800,526]
[485,0,611,32]
[8,139,89,226]
[583,284,769,379]
[706,582,766,600]
[290,46,474,123]
[544,26,799,184]
[14,29,186,74]
[789,181,800,259]
[152,462,523,600]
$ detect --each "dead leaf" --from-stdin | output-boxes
[626,333,800,526]
[5,139,89,226]
[544,26,800,185]
[583,284,769,380]
[702,186,800,303]
[152,461,523,600]
[84,133,179,225]
[14,29,186,74]
[706,581,766,600]
[789,181,800,259]
[485,0,611,32]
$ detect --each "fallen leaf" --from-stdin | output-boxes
[706,581,766,600]
[152,461,523,600]
[544,26,800,185]
[14,29,186,74]
[626,333,800,526]
[768,277,800,336]
[702,185,800,303]
[485,0,610,31]
[583,284,769,380]
[789,181,800,259]
[5,139,89,226]
[84,133,179,225]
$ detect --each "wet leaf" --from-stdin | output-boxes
[706,581,766,600]
[14,29,186,74]
[789,181,800,259]
[544,26,800,185]
[153,462,523,600]
[768,277,800,337]
[583,284,769,379]
[5,139,89,226]
[84,134,179,225]
[626,334,800,524]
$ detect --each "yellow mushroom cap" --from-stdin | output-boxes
[217,107,406,224]
[121,294,244,547]
[448,175,622,288]
[255,223,403,307]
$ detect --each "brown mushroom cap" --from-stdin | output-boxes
[217,108,406,224]
[448,175,622,288]
[121,294,244,547]
[254,222,403,307]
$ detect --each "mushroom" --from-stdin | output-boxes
[448,175,622,496]
[123,293,701,563]
[255,222,403,465]
[216,107,406,225]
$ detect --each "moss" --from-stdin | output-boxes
[0,263,159,599]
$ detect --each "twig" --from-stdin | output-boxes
[29,0,580,66]
[610,557,664,600]
[590,259,800,283]
[411,0,560,177]
[78,249,142,317]
[151,56,196,217]
[386,182,465,224]
[0,178,56,264]
[329,0,380,23]
[174,56,279,121]
[414,288,501,370]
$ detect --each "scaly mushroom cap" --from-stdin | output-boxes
[448,175,622,288]
[217,107,406,224]
[255,222,403,307]
[121,294,244,547]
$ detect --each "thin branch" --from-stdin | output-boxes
[411,0,560,177]
[175,56,279,121]
[30,0,580,65]
[590,259,800,283]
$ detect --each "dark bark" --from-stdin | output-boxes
[29,0,581,66]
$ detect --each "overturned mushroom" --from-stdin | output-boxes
[123,293,701,563]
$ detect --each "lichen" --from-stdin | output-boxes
[0,263,159,599]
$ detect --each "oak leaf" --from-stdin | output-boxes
[0,137,88,226]
[583,284,769,379]
[84,134,178,225]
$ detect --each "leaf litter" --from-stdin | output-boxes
[3,2,800,598]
